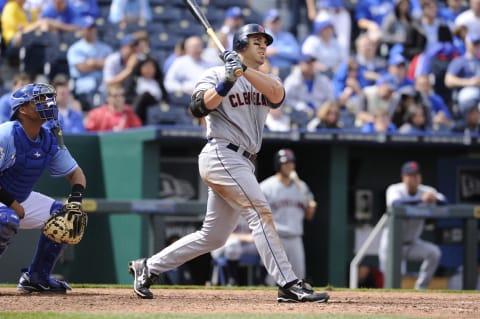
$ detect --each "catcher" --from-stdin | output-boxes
[0,83,87,293]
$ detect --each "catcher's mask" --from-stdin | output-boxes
[10,83,58,121]
[274,148,296,171]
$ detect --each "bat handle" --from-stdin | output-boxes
[234,67,243,77]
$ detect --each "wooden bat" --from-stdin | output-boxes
[183,0,243,77]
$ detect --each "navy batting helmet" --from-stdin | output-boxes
[274,148,296,171]
[10,83,58,121]
[233,23,273,52]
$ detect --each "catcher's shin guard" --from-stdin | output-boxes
[0,207,20,258]
[25,233,67,283]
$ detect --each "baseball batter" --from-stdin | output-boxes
[0,83,86,293]
[129,23,329,303]
[260,149,316,283]
[378,161,446,289]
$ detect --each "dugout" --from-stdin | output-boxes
[1,127,479,287]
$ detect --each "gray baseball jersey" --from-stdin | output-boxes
[378,183,445,289]
[260,175,313,279]
[146,66,298,287]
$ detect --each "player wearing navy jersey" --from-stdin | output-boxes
[129,24,329,303]
[0,83,86,293]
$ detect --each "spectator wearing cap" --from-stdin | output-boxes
[301,16,346,78]
[357,73,398,127]
[283,54,335,128]
[102,33,140,101]
[67,15,112,110]
[220,6,245,51]
[378,161,446,290]
[306,0,351,60]
[445,31,480,118]
[108,0,152,28]
[386,54,414,88]
[263,9,301,80]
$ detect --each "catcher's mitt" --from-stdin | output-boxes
[43,202,87,245]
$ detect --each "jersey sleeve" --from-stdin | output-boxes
[48,147,79,177]
[0,123,16,173]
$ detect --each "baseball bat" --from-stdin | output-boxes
[183,0,243,77]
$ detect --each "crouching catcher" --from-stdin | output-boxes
[0,83,87,293]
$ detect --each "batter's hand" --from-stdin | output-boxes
[221,50,245,78]
[225,57,243,83]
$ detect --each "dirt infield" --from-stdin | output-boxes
[0,287,479,318]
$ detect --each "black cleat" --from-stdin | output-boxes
[128,258,157,299]
[277,280,329,303]
[17,272,71,294]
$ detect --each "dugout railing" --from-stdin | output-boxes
[350,205,479,290]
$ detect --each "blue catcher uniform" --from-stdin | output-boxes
[0,83,84,293]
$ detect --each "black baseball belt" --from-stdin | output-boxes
[226,143,257,161]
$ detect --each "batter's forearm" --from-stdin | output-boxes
[243,68,284,104]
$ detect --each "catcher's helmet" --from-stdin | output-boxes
[10,83,58,121]
[233,23,273,52]
[274,148,296,171]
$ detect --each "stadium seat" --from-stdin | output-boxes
[208,0,249,9]
[167,19,204,37]
[146,103,193,126]
[152,5,182,23]
[149,32,179,52]
[168,91,191,108]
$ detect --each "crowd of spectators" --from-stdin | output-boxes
[0,0,478,135]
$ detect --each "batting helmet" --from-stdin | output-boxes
[274,148,296,171]
[10,83,58,121]
[233,23,273,52]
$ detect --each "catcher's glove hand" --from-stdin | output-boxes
[43,202,87,245]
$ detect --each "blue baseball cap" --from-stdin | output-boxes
[77,15,96,29]
[120,34,138,47]
[388,54,407,66]
[225,6,243,19]
[376,74,399,90]
[298,54,316,63]
[401,161,420,175]
[263,9,281,23]
[313,18,333,33]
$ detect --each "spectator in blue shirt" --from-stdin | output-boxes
[355,0,395,40]
[445,31,480,118]
[108,0,152,28]
[70,0,100,22]
[263,9,301,80]
[67,15,112,110]
[40,0,81,32]
[361,108,397,133]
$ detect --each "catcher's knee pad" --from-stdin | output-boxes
[0,207,20,257]
[50,201,64,215]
